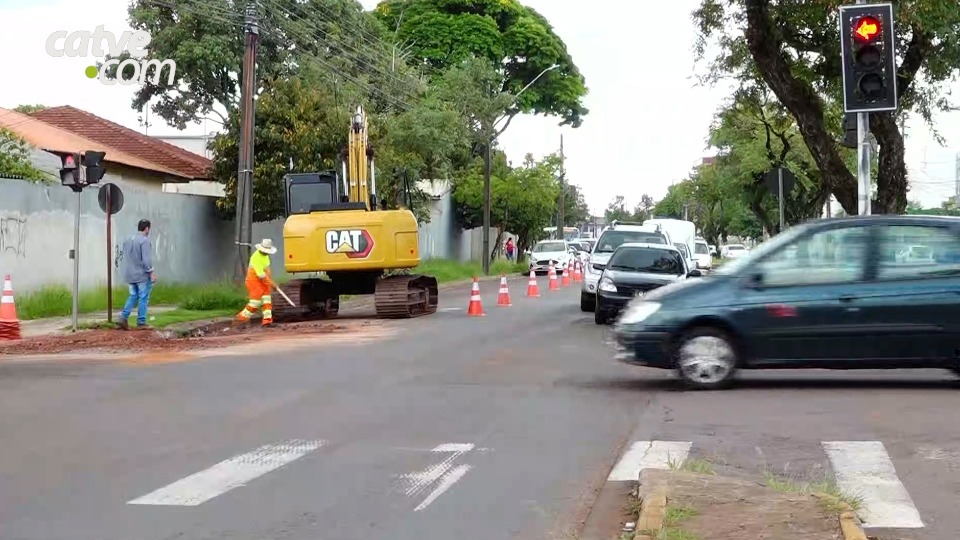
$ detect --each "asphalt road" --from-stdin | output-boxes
[3,277,960,540]
[0,279,649,540]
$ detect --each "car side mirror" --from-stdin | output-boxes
[687,269,702,278]
[592,263,606,271]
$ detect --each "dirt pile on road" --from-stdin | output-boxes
[634,469,850,540]
[0,319,360,356]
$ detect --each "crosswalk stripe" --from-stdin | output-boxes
[823,441,923,529]
[127,439,325,506]
[608,440,691,481]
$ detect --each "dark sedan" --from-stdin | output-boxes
[612,215,960,389]
[594,243,701,325]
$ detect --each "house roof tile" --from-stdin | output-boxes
[28,106,213,180]
[0,107,187,179]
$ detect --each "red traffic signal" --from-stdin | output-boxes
[64,154,76,168]
[853,16,881,42]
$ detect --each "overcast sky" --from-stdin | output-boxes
[1,0,957,213]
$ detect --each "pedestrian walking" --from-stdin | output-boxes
[505,237,515,262]
[236,239,278,326]
[117,219,156,330]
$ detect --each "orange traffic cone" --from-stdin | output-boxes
[562,260,573,287]
[497,274,512,307]
[548,263,560,291]
[0,275,21,341]
[467,277,485,316]
[526,270,540,297]
[574,260,583,283]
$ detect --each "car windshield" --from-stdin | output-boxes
[533,241,566,253]
[607,247,685,275]
[727,245,745,251]
[712,225,811,276]
[595,231,665,253]
[695,243,709,254]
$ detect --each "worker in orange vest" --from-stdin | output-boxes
[236,239,277,326]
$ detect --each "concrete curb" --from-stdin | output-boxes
[811,492,868,540]
[633,487,667,539]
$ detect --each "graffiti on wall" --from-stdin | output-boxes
[114,243,123,269]
[0,216,27,258]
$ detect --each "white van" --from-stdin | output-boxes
[643,218,697,271]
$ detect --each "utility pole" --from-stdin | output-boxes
[235,1,259,280]
[482,124,492,275]
[557,134,565,240]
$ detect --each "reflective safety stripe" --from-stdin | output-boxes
[248,299,263,308]
[237,309,253,320]
[260,295,272,304]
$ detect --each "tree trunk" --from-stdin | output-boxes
[743,0,858,214]
[870,112,908,214]
[491,228,504,263]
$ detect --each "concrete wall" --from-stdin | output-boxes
[0,175,234,292]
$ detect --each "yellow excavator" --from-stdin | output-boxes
[272,105,439,320]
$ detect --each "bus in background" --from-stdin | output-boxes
[544,226,581,242]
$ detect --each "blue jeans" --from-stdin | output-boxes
[120,280,153,326]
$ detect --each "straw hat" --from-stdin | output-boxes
[255,239,277,255]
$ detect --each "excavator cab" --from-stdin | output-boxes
[272,106,439,321]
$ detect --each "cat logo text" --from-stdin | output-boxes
[325,229,374,258]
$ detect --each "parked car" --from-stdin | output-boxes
[594,243,701,325]
[694,239,713,270]
[528,240,572,275]
[611,215,960,389]
[721,244,748,259]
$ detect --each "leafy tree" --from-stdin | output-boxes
[453,152,561,254]
[373,0,589,133]
[0,128,50,182]
[605,195,631,222]
[109,0,422,129]
[708,91,832,235]
[632,194,656,221]
[693,0,960,214]
[560,183,591,228]
[211,74,357,222]
[13,104,46,114]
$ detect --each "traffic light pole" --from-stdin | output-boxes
[72,188,81,331]
[854,0,871,216]
[857,112,871,215]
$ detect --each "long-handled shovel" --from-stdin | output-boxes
[272,283,296,307]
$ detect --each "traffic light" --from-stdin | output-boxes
[841,113,858,148]
[59,152,82,188]
[839,3,897,113]
[83,150,107,184]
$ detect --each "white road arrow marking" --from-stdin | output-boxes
[399,443,476,511]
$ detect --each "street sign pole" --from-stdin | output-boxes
[72,182,82,332]
[106,187,112,323]
[778,167,786,231]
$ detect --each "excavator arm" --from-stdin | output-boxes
[345,106,377,210]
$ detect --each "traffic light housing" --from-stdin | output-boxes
[841,113,858,148]
[839,3,897,113]
[59,152,82,189]
[83,150,107,184]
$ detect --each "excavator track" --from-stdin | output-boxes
[374,274,439,318]
[271,278,339,322]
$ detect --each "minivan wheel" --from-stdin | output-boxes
[594,309,608,325]
[580,292,594,312]
[675,327,739,390]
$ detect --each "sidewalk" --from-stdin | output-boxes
[15,274,523,339]
[19,306,177,338]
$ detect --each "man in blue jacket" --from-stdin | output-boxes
[117,219,156,330]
